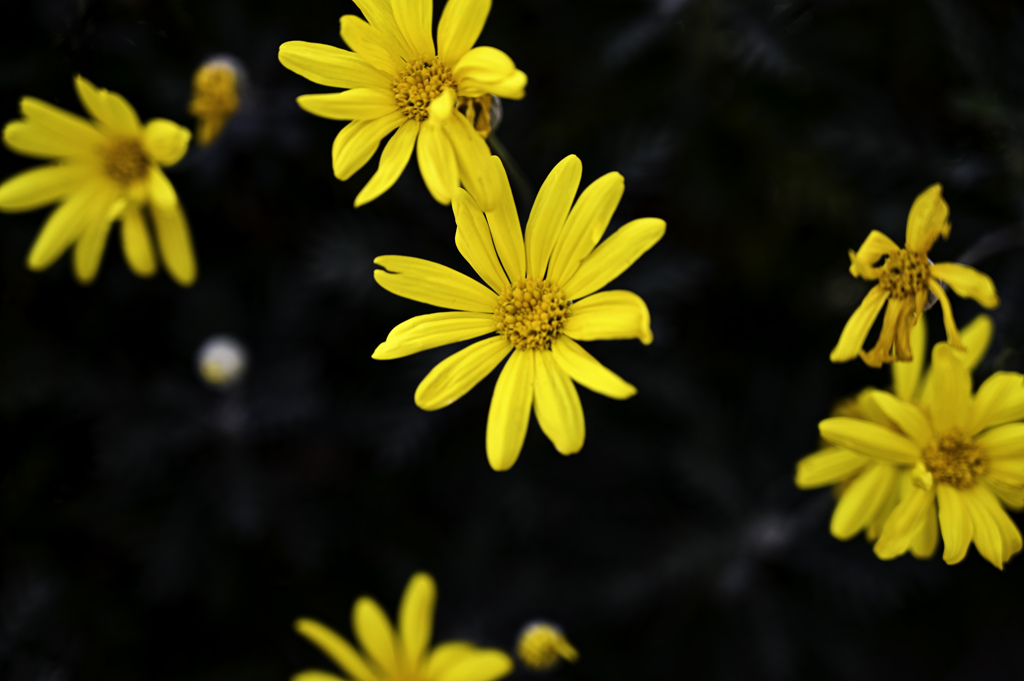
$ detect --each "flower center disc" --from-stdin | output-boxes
[494,278,570,351]
[104,138,150,185]
[879,249,930,300]
[392,57,456,122]
[922,431,986,489]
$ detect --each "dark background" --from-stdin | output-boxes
[3,0,1024,679]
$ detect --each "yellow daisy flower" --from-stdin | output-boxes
[188,56,243,147]
[373,154,664,471]
[797,315,993,558]
[0,75,196,286]
[515,621,578,672]
[818,340,1024,568]
[293,572,513,681]
[278,0,527,209]
[830,184,999,367]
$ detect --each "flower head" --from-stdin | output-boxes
[830,184,999,367]
[0,76,196,286]
[278,0,527,209]
[188,56,244,147]
[515,621,578,672]
[196,334,248,388]
[373,154,664,471]
[293,572,513,681]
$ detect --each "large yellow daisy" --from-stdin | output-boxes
[373,154,664,471]
[278,0,526,209]
[293,572,513,681]
[0,76,196,286]
[818,341,1024,568]
[830,184,999,367]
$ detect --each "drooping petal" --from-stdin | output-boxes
[452,47,517,86]
[414,336,511,410]
[142,119,191,167]
[298,89,400,121]
[858,296,909,368]
[25,181,107,271]
[962,485,1009,569]
[928,279,964,350]
[561,217,665,300]
[874,485,935,560]
[279,41,393,90]
[486,349,535,471]
[433,649,514,681]
[374,254,497,312]
[354,120,419,207]
[72,207,119,284]
[352,0,416,59]
[968,373,1024,435]
[438,0,491,65]
[828,285,889,363]
[392,0,434,58]
[976,484,1024,563]
[936,485,973,564]
[398,572,436,670]
[73,75,141,135]
[830,463,898,541]
[892,313,928,402]
[525,155,581,279]
[453,188,507,293]
[533,350,584,455]
[904,184,950,253]
[847,229,900,280]
[294,618,377,681]
[908,494,939,559]
[551,336,636,401]
[482,156,526,282]
[416,120,459,205]
[148,195,196,287]
[546,172,624,285]
[0,164,87,212]
[340,15,403,74]
[332,111,406,181]
[373,311,495,359]
[458,70,528,100]
[794,446,868,489]
[351,598,399,678]
[563,290,652,345]
[818,417,920,464]
[930,342,973,433]
[930,261,1000,309]
[446,111,500,211]
[120,205,156,277]
[867,390,933,447]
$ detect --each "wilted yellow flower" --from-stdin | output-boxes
[515,621,578,672]
[818,340,1024,568]
[278,0,527,208]
[830,184,999,367]
[373,155,664,471]
[0,76,195,286]
[293,572,513,681]
[188,56,243,147]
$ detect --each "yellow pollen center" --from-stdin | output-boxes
[494,278,570,351]
[878,249,930,300]
[103,138,150,185]
[922,431,986,489]
[392,57,456,121]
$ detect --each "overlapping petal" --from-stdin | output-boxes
[563,290,653,345]
[486,349,535,471]
[279,41,392,89]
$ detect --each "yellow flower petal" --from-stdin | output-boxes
[291,670,348,681]
[904,183,950,253]
[438,0,490,65]
[928,280,964,350]
[917,314,992,411]
[930,342,972,433]
[979,485,1023,565]
[373,254,497,312]
[908,499,939,559]
[867,390,933,447]
[297,89,399,121]
[561,217,666,300]
[149,198,196,287]
[936,485,973,564]
[794,446,868,489]
[120,206,156,278]
[525,154,581,279]
[414,336,511,411]
[458,69,527,100]
[373,311,495,360]
[546,171,624,284]
[874,485,934,560]
[976,423,1024,459]
[563,290,653,345]
[25,182,105,271]
[352,597,399,678]
[73,75,141,135]
[147,165,178,211]
[354,120,419,207]
[332,111,406,181]
[847,229,900,279]
[858,296,909,368]
[831,463,898,541]
[142,118,191,167]
[0,164,87,212]
[453,188,508,293]
[416,120,459,205]
[352,0,416,59]
[486,348,535,471]
[818,417,920,464]
[550,336,636,401]
[453,46,517,86]
[294,618,377,681]
[392,0,435,59]
[340,15,403,74]
[962,485,1020,569]
[426,642,478,680]
[829,284,889,363]
[482,156,526,282]
[278,41,392,90]
[533,351,584,455]
[892,313,928,402]
[446,111,499,211]
[73,209,118,285]
[968,373,1024,435]
[398,572,436,670]
[17,96,106,152]
[434,649,514,681]
[929,261,1000,309]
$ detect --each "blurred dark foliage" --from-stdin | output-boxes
[3,0,1024,679]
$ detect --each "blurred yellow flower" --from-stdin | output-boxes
[818,339,1024,568]
[830,184,999,367]
[278,0,527,208]
[188,57,243,147]
[515,621,578,672]
[293,572,513,681]
[373,154,663,471]
[0,76,195,286]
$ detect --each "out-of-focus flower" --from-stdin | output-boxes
[196,335,248,388]
[0,76,195,286]
[278,0,527,208]
[188,56,244,147]
[818,339,1024,568]
[515,621,578,672]
[293,572,512,681]
[797,316,992,557]
[830,184,999,367]
[373,154,663,471]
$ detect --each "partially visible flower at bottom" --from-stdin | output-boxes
[293,572,513,681]
[188,55,244,147]
[515,621,578,672]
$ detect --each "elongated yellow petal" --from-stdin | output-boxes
[562,217,665,300]
[976,423,1024,459]
[525,155,581,279]
[904,183,950,253]
[73,207,118,284]
[486,349,535,471]
[279,41,393,90]
[294,618,377,681]
[962,485,1006,568]
[874,485,935,559]
[892,314,928,402]
[355,120,419,207]
[453,188,507,293]
[142,118,190,167]
[3,121,73,159]
[373,311,495,359]
[453,46,517,85]
[416,121,459,205]
[546,172,624,284]
[426,642,478,680]
[446,112,499,211]
[0,164,86,212]
[482,156,525,282]
[120,206,156,277]
[847,229,900,279]
[929,342,972,432]
[930,261,1000,309]
[831,463,898,541]
[829,285,889,363]
[794,446,868,489]
[867,390,933,446]
[818,417,920,464]
[352,598,399,678]
[392,0,434,58]
[551,336,635,400]
[533,351,584,455]
[73,75,141,135]
[908,496,939,559]
[17,96,106,151]
[563,290,652,345]
[438,0,490,65]
[936,485,973,564]
[458,69,527,100]
[340,15,403,74]
[398,573,435,670]
[149,198,196,287]
[292,670,348,681]
[976,484,1023,563]
[26,182,106,271]
[434,649,514,681]
[968,373,1024,435]
[928,279,964,350]
[147,165,178,211]
[415,336,511,411]
[332,111,406,181]
[374,254,497,312]
[298,89,399,121]
[352,0,416,58]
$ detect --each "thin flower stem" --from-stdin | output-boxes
[488,133,535,202]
